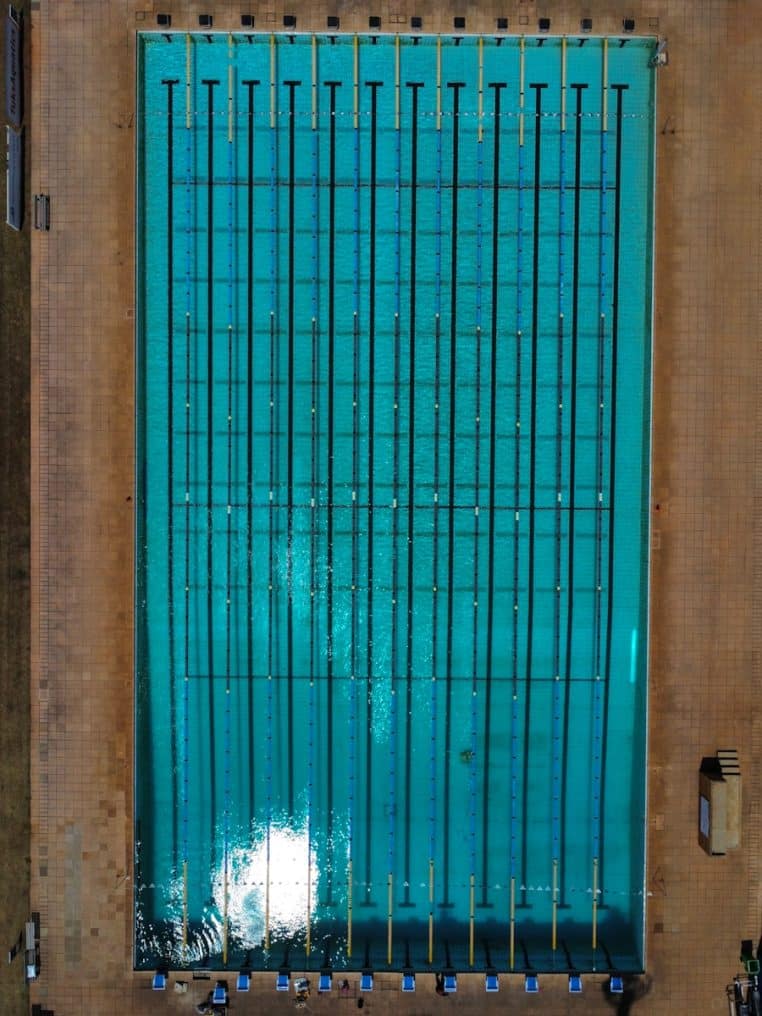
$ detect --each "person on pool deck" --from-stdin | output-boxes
[340,978,351,996]
[435,971,447,996]
[196,989,228,1015]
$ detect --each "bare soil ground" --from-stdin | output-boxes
[0,3,31,1014]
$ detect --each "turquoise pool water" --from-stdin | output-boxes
[136,31,654,974]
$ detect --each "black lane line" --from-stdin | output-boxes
[310,315,318,880]
[311,319,318,632]
[184,309,191,771]
[162,76,179,865]
[392,301,401,911]
[470,323,482,901]
[184,288,191,878]
[521,81,547,899]
[285,79,301,816]
[512,275,522,701]
[325,78,342,905]
[403,80,423,909]
[350,146,360,831]
[481,80,506,908]
[442,80,464,910]
[352,310,360,679]
[594,311,605,672]
[600,83,628,895]
[244,78,260,822]
[561,82,587,887]
[268,310,275,736]
[225,134,234,876]
[524,82,547,679]
[202,78,220,852]
[363,80,383,902]
[432,310,441,692]
[429,141,442,923]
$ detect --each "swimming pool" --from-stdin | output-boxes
[136,31,654,974]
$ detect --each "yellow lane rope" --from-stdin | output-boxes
[477,37,484,142]
[311,34,317,131]
[270,34,276,130]
[468,874,475,966]
[519,36,525,148]
[602,39,608,133]
[395,34,400,131]
[227,35,233,144]
[353,34,359,130]
[387,873,394,964]
[182,860,188,955]
[592,857,599,950]
[185,34,191,129]
[347,859,353,958]
[428,860,434,963]
[436,35,441,131]
[561,36,567,132]
[509,876,516,970]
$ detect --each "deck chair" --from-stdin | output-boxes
[276,971,290,991]
[360,971,374,992]
[569,973,582,993]
[402,970,416,992]
[443,971,457,993]
[525,973,539,993]
[485,969,499,992]
[236,972,250,992]
[610,975,624,994]
[318,971,332,993]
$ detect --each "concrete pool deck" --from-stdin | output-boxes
[28,1,761,1014]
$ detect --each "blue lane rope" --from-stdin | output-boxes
[311,128,318,321]
[599,113,609,315]
[558,118,567,318]
[394,121,401,321]
[429,115,443,913]
[592,96,610,868]
[386,117,402,942]
[181,69,194,922]
[269,101,277,319]
[307,448,316,952]
[470,139,484,889]
[307,665,315,954]
[435,127,442,319]
[510,121,526,887]
[222,66,235,959]
[353,89,360,318]
[307,96,320,958]
[429,669,437,865]
[264,100,277,954]
[308,314,318,941]
[475,138,484,332]
[348,98,361,949]
[552,93,567,885]
[309,95,319,921]
[164,75,180,873]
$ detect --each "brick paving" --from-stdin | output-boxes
[29,1,761,1014]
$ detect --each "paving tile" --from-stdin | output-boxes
[29,1,762,1014]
